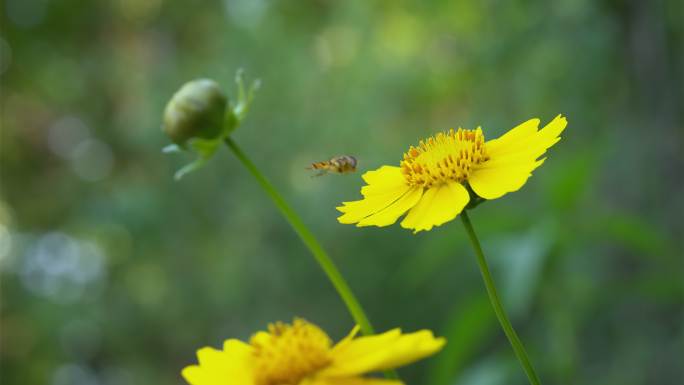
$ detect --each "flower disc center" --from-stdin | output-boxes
[401,128,487,188]
[250,319,332,385]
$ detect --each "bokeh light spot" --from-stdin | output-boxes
[70,139,115,182]
[20,233,107,304]
[47,116,91,158]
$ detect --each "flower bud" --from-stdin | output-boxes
[163,79,228,145]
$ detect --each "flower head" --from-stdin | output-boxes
[337,115,568,232]
[163,79,228,146]
[182,318,445,385]
[162,72,260,180]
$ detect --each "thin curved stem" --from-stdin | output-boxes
[224,137,375,333]
[460,210,542,385]
[225,137,400,380]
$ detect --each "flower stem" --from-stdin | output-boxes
[224,137,375,334]
[225,137,400,381]
[460,210,542,385]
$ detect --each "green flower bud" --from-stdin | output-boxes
[163,79,228,145]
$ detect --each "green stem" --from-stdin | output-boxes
[224,137,375,334]
[225,137,400,380]
[460,210,542,385]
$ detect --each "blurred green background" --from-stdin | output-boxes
[1,0,682,384]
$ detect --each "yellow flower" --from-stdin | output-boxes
[182,318,445,385]
[337,115,568,233]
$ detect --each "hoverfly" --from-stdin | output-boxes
[308,155,358,176]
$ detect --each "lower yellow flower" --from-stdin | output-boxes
[337,115,568,232]
[182,318,445,385]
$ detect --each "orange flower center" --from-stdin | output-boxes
[250,319,332,385]
[401,128,488,188]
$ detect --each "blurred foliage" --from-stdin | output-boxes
[1,0,683,384]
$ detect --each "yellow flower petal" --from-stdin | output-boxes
[183,348,231,385]
[337,166,410,224]
[182,341,254,385]
[484,118,541,156]
[357,187,423,227]
[468,159,545,200]
[322,329,445,377]
[323,329,402,377]
[197,347,230,370]
[223,339,253,357]
[337,189,409,224]
[536,114,568,148]
[360,166,406,196]
[399,182,470,233]
[181,366,212,385]
[331,328,401,357]
[469,115,567,200]
[334,325,361,351]
[365,330,445,371]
